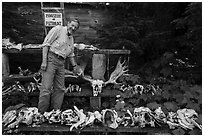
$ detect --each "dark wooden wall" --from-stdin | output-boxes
[64,3,111,44]
[2,2,112,74]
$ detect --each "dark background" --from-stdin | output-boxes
[2,2,202,84]
[2,3,202,133]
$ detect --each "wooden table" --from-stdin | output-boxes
[16,123,171,135]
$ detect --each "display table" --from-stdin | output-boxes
[17,123,171,135]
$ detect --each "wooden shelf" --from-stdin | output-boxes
[2,74,86,84]
[28,88,122,97]
[3,48,131,55]
[17,123,170,134]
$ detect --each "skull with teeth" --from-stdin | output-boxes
[133,85,144,94]
[82,58,128,96]
[154,107,167,125]
[43,110,61,124]
[177,108,201,130]
[133,107,155,128]
[118,110,134,127]
[48,110,61,124]
[32,112,45,125]
[101,109,119,129]
[61,109,79,125]
[19,107,38,125]
[91,80,104,96]
[166,112,179,129]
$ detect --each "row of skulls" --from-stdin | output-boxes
[87,80,162,97]
[3,106,202,132]
[119,84,162,95]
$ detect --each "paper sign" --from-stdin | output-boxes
[44,13,63,26]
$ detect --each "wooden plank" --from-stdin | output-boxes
[90,97,101,110]
[92,54,106,80]
[2,53,10,77]
[2,48,42,54]
[17,123,171,134]
[2,74,86,84]
[28,88,122,97]
[3,48,131,55]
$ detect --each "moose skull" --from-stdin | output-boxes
[48,110,61,124]
[133,107,155,128]
[91,79,104,96]
[61,109,79,125]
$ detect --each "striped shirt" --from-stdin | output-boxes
[42,25,75,59]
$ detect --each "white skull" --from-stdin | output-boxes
[177,108,199,130]
[166,112,179,129]
[119,110,134,127]
[61,109,79,125]
[48,110,61,124]
[167,112,178,123]
[19,107,37,125]
[133,85,144,94]
[101,109,118,129]
[84,112,95,126]
[154,107,167,124]
[3,110,17,127]
[94,111,103,123]
[91,80,104,96]
[133,107,155,128]
[32,112,45,125]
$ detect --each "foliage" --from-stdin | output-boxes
[114,74,202,116]
[93,2,201,84]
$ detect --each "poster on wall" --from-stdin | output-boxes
[44,12,63,26]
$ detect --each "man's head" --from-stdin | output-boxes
[67,19,80,36]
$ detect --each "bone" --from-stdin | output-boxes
[70,106,86,131]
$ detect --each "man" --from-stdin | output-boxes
[38,19,82,113]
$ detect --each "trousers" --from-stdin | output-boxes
[38,52,65,113]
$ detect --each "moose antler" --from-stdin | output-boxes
[81,57,128,96]
[104,57,128,85]
[81,74,95,83]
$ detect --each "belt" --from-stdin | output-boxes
[49,51,65,60]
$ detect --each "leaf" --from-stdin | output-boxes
[160,67,172,77]
[186,102,200,113]
[162,90,172,100]
[173,93,184,103]
[146,102,161,110]
[189,129,202,135]
[114,101,125,111]
[190,85,202,94]
[139,94,148,102]
[196,114,202,125]
[181,97,188,105]
[172,128,185,135]
[163,102,178,112]
[162,85,172,92]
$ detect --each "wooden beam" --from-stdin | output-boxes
[16,123,171,134]
[3,48,131,55]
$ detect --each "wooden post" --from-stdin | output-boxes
[2,53,10,77]
[92,54,106,81]
[90,96,101,110]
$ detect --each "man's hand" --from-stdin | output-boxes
[73,65,83,76]
[40,62,47,71]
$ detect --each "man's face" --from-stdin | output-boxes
[67,21,79,36]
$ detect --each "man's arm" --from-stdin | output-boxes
[69,56,77,67]
[40,26,60,71]
[41,46,50,71]
[69,56,83,75]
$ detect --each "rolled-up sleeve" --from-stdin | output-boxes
[68,47,75,57]
[42,26,60,47]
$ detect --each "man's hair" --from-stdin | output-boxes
[68,18,80,29]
